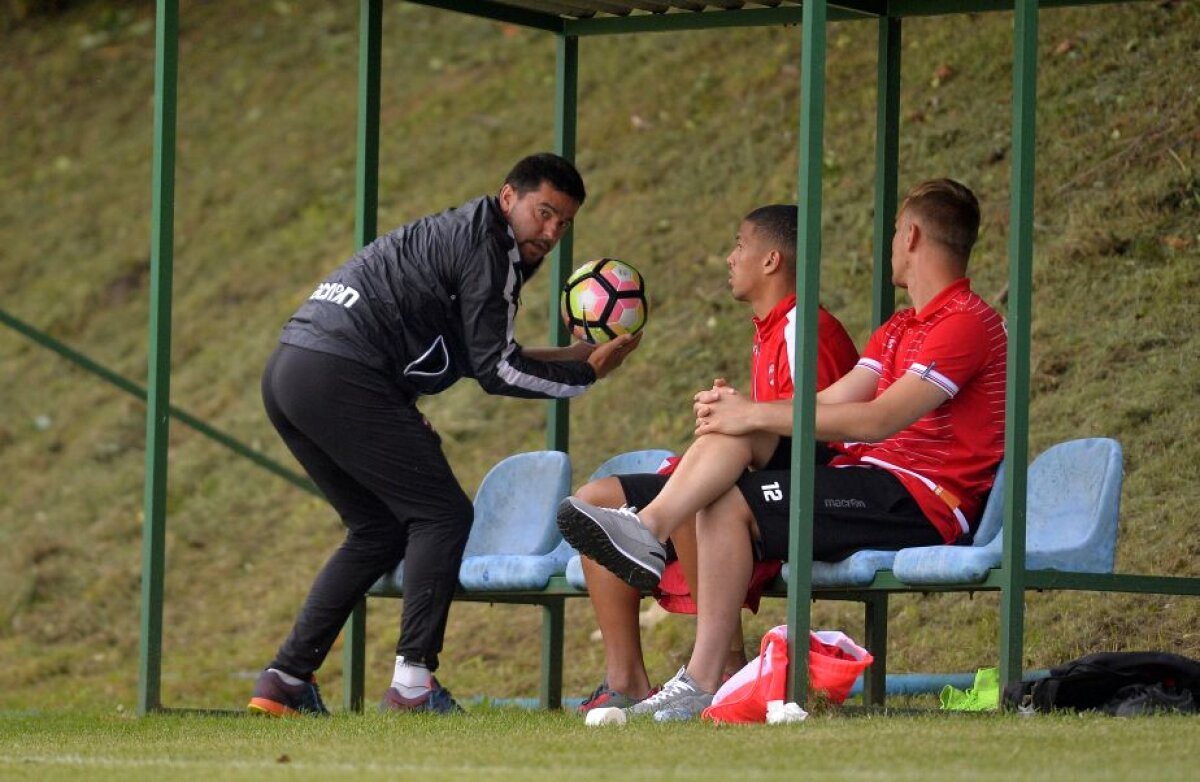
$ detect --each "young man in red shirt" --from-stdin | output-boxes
[573,204,859,712]
[559,179,1006,720]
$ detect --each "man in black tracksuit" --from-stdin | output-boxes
[248,154,639,716]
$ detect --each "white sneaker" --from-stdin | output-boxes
[624,667,713,722]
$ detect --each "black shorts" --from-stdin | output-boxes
[613,440,864,563]
[765,439,840,470]
[737,464,943,562]
[614,438,812,501]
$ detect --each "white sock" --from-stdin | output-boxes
[268,668,305,686]
[391,656,432,698]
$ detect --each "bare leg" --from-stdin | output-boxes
[726,623,748,677]
[670,511,747,677]
[578,477,653,698]
[670,516,698,601]
[639,431,778,540]
[685,486,758,694]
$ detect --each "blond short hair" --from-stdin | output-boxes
[900,179,980,263]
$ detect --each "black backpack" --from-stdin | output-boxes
[1002,651,1200,714]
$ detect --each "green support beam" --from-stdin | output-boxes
[354,0,382,252]
[344,0,384,714]
[0,308,318,496]
[861,593,889,706]
[871,15,901,328]
[402,0,1131,39]
[999,0,1038,691]
[539,600,566,709]
[888,0,1130,17]
[407,0,565,33]
[138,0,179,717]
[786,0,829,706]
[564,3,877,37]
[546,34,579,453]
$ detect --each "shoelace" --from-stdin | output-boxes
[301,680,329,713]
[615,505,643,521]
[638,672,693,709]
[429,678,463,713]
[581,681,611,707]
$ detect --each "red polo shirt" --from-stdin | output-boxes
[832,278,1007,542]
[751,294,860,400]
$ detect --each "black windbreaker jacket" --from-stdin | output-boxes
[279,195,596,400]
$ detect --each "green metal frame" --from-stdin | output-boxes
[546,34,579,452]
[137,0,178,715]
[5,0,1188,714]
[341,0,384,715]
[785,0,829,705]
[1000,0,1038,689]
[871,15,900,328]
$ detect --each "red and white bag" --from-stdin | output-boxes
[701,626,873,724]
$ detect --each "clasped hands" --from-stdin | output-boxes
[693,378,756,436]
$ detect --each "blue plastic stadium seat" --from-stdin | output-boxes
[892,438,1123,585]
[458,450,572,591]
[369,450,572,595]
[783,549,902,589]
[564,552,588,591]
[565,449,674,590]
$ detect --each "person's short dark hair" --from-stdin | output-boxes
[900,179,980,263]
[504,153,586,205]
[743,204,797,267]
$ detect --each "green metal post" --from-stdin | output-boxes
[354,0,382,248]
[138,0,178,717]
[539,599,566,709]
[786,0,828,706]
[862,21,900,705]
[999,0,1038,690]
[546,34,578,452]
[871,16,901,328]
[343,0,383,714]
[862,593,889,707]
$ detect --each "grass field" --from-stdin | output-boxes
[1,709,1197,781]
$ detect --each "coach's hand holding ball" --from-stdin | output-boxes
[587,331,642,378]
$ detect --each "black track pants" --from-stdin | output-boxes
[261,344,473,676]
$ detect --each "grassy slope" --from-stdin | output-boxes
[0,0,1196,712]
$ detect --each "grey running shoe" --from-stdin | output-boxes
[624,667,713,722]
[556,497,667,591]
[577,680,660,714]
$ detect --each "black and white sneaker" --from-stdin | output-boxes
[556,497,667,591]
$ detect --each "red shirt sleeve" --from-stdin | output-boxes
[905,312,989,398]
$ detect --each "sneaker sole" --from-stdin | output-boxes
[247,697,298,717]
[556,500,663,591]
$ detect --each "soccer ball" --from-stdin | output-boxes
[560,258,648,344]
